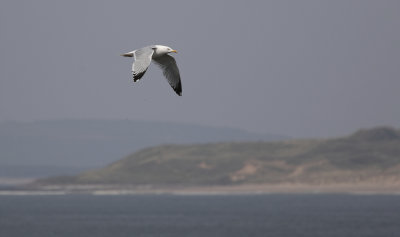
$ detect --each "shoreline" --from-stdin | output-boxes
[2,183,400,196]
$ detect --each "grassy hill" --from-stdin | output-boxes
[0,119,285,169]
[38,127,400,187]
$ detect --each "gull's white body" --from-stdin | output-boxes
[121,45,182,96]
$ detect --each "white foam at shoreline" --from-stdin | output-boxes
[0,191,67,196]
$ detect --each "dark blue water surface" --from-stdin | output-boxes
[1,194,400,237]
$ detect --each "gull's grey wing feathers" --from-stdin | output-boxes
[132,47,154,82]
[153,54,182,96]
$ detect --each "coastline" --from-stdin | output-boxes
[2,182,400,196]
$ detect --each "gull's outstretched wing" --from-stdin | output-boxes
[153,55,182,96]
[132,47,154,82]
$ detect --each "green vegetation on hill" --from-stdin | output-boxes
[0,119,286,168]
[39,127,400,186]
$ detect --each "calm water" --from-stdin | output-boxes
[1,194,400,237]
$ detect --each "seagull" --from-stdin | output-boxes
[121,45,182,96]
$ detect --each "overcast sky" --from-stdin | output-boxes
[0,0,399,138]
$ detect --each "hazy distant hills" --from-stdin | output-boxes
[40,127,400,187]
[0,119,286,171]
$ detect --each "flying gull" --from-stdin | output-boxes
[121,45,182,96]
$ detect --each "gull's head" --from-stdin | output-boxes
[169,48,178,53]
[156,45,177,54]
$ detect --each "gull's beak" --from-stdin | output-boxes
[171,49,178,53]
[121,52,134,57]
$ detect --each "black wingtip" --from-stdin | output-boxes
[174,89,182,96]
[174,82,182,96]
[133,71,146,82]
[174,86,182,96]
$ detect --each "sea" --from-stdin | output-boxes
[1,194,399,237]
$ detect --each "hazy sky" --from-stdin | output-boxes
[0,0,399,138]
